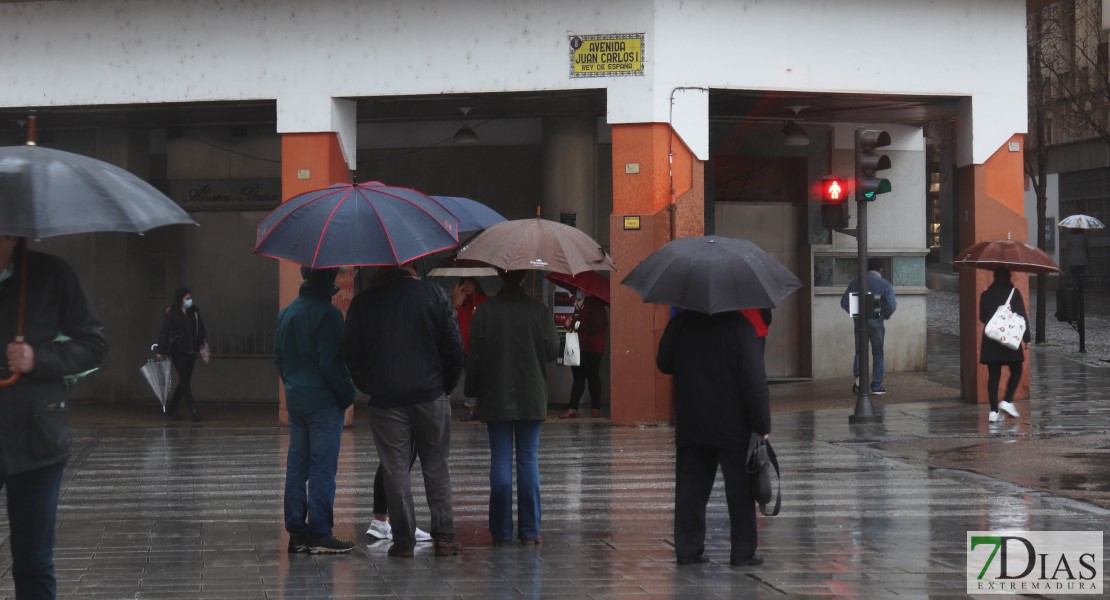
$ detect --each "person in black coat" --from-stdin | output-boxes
[156,287,207,421]
[657,309,772,568]
[979,267,1030,423]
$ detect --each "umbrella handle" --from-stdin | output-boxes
[0,245,29,388]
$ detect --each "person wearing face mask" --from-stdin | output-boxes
[1,235,109,598]
[156,287,207,421]
[559,290,608,419]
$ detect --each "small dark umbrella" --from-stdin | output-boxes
[430,196,506,237]
[546,271,610,305]
[621,235,802,314]
[253,181,460,268]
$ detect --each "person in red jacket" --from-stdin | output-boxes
[454,277,488,421]
[559,291,608,419]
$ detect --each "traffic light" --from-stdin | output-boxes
[820,176,849,230]
[855,128,892,200]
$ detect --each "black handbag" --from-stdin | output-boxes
[745,432,781,516]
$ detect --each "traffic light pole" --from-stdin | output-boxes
[849,128,883,425]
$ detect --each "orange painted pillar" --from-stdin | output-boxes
[957,134,1031,404]
[278,133,353,425]
[608,123,704,425]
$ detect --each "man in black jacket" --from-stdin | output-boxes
[1,236,108,599]
[341,264,464,558]
[657,309,771,568]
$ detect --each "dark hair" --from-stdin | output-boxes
[497,268,526,287]
[459,276,487,297]
[301,267,340,291]
[993,266,1012,284]
[867,258,883,272]
[170,287,192,311]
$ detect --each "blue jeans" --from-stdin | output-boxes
[852,318,886,389]
[284,404,344,537]
[487,421,542,542]
[1,461,66,600]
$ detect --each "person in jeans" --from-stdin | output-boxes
[840,258,897,395]
[1,236,109,599]
[342,263,465,558]
[275,267,357,555]
[465,269,559,545]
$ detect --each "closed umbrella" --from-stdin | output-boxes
[621,235,802,314]
[253,181,460,268]
[139,357,173,412]
[457,217,616,275]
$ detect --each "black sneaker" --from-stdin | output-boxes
[287,532,309,554]
[307,533,354,554]
[871,387,887,396]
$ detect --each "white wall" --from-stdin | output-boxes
[1,0,1027,164]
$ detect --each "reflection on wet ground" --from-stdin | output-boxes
[0,330,1106,598]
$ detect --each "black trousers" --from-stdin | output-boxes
[167,353,198,416]
[986,361,1023,412]
[674,444,757,563]
[568,351,603,410]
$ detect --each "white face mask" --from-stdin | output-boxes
[0,266,10,284]
[183,298,193,309]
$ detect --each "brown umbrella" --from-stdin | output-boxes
[457,217,616,275]
[953,239,1060,274]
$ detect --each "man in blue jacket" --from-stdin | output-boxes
[840,258,897,395]
[275,267,357,554]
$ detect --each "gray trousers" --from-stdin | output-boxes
[368,394,455,549]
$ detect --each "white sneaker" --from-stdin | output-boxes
[988,411,1001,423]
[365,519,431,542]
[998,401,1020,418]
[366,519,392,540]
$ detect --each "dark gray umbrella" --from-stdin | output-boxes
[0,144,196,237]
[621,235,802,314]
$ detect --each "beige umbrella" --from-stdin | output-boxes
[457,217,616,276]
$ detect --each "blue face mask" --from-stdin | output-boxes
[183,298,193,309]
[0,266,10,284]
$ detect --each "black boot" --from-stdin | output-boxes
[189,402,202,422]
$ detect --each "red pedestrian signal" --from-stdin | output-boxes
[820,176,849,230]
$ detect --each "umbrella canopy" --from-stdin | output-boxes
[546,270,610,305]
[456,217,616,276]
[621,235,802,314]
[139,358,173,412]
[1058,214,1106,230]
[253,181,460,268]
[430,196,506,237]
[427,254,499,278]
[0,144,197,237]
[953,239,1060,273]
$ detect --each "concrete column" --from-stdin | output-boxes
[608,123,704,425]
[956,133,1030,404]
[541,116,598,236]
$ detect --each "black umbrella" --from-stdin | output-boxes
[621,235,802,314]
[0,144,196,237]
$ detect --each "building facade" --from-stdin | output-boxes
[0,0,1033,420]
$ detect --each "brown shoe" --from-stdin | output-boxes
[387,545,414,558]
[434,537,464,556]
[591,409,601,418]
[558,409,579,419]
[520,535,543,545]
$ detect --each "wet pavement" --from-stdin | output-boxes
[1,331,1109,598]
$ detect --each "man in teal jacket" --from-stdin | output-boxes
[275,267,357,555]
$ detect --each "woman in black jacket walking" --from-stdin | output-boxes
[156,287,207,421]
[979,267,1030,423]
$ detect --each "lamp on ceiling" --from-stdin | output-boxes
[453,107,478,144]
[782,105,810,147]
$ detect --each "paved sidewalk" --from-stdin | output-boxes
[0,331,1108,598]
